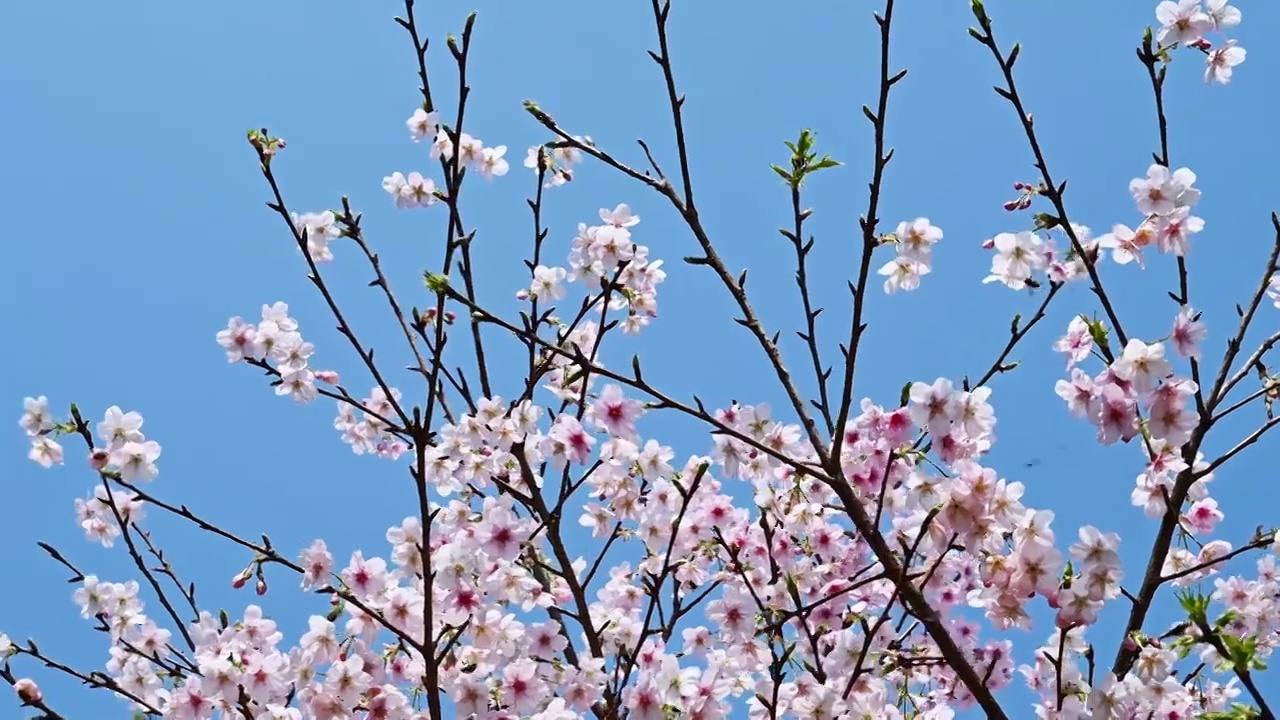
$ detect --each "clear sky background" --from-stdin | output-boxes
[4,0,1279,716]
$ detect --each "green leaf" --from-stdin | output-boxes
[423,272,450,293]
[1176,589,1209,622]
[1084,317,1111,348]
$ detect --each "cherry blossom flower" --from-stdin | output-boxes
[529,265,567,301]
[1053,316,1094,368]
[1206,39,1247,84]
[1171,305,1207,358]
[1155,0,1212,45]
[878,255,929,293]
[984,231,1045,290]
[405,107,439,142]
[480,145,509,179]
[291,211,340,262]
[19,396,54,436]
[894,217,942,263]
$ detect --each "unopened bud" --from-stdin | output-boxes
[88,449,110,470]
[14,678,41,705]
[314,370,340,385]
[1003,200,1019,212]
[515,289,530,301]
[256,579,268,596]
[231,568,252,589]
[444,311,457,324]
[982,237,996,250]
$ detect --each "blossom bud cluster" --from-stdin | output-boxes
[1098,164,1204,265]
[983,222,1096,291]
[877,217,942,294]
[1052,312,1217,527]
[19,401,156,547]
[390,107,512,208]
[333,387,411,460]
[216,302,324,404]
[383,107,510,209]
[526,204,667,335]
[291,211,342,263]
[523,140,588,188]
[1154,0,1245,84]
[19,395,63,468]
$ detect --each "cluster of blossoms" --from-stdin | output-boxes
[382,107,510,209]
[1021,534,1280,717]
[19,395,64,468]
[20,400,162,483]
[1154,0,1245,84]
[291,210,342,263]
[215,302,410,459]
[521,204,667,335]
[1054,322,1201,448]
[13,1,1280,717]
[19,402,156,547]
[14,377,1279,719]
[333,388,412,460]
[981,143,1210,290]
[415,394,757,717]
[981,220,1097,291]
[71,568,441,720]
[1097,164,1204,266]
[877,217,943,293]
[216,302,327,405]
[1053,311,1235,568]
[706,386,1075,714]
[523,140,587,189]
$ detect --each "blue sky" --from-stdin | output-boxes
[4,0,1279,716]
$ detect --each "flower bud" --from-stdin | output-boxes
[256,578,268,596]
[1002,200,1019,212]
[14,678,41,705]
[314,370,340,385]
[231,568,252,589]
[88,448,110,470]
